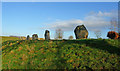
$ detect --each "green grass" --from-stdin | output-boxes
[2,39,120,70]
[1,36,20,42]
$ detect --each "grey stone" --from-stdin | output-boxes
[74,25,88,39]
[32,34,38,40]
[44,30,50,40]
[26,35,30,40]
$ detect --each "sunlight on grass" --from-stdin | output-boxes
[2,39,120,69]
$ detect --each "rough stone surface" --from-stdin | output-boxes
[44,30,50,40]
[32,34,38,40]
[26,35,30,40]
[74,25,88,39]
[107,31,119,39]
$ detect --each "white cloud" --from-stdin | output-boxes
[89,10,118,17]
[41,19,83,31]
[84,16,109,31]
[40,11,118,32]
[84,10,117,31]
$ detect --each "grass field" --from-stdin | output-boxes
[1,37,120,70]
[1,36,44,43]
[1,36,21,42]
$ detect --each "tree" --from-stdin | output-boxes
[54,29,63,40]
[69,36,73,40]
[94,30,101,39]
[109,17,118,32]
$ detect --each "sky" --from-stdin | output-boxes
[2,2,118,39]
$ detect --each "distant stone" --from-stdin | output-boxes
[26,35,30,40]
[107,31,119,39]
[44,30,50,40]
[32,34,38,40]
[74,25,88,39]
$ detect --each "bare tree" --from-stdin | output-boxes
[55,29,63,40]
[94,30,101,39]
[109,17,118,32]
[69,35,73,40]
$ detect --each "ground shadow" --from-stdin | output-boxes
[61,39,120,56]
[2,39,120,69]
[53,40,68,69]
[51,39,120,69]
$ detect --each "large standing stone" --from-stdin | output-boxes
[44,30,50,40]
[26,35,30,40]
[32,34,38,40]
[74,25,88,39]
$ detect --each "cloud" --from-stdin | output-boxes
[84,15,109,31]
[88,11,117,17]
[40,11,118,32]
[84,10,118,31]
[46,19,83,31]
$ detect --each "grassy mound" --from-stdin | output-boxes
[2,39,120,70]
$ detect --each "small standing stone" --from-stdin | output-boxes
[107,31,119,39]
[32,34,38,40]
[26,35,30,40]
[44,30,50,40]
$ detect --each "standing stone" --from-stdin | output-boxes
[32,34,38,40]
[26,35,30,40]
[74,25,88,39]
[44,30,50,40]
[107,31,119,39]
